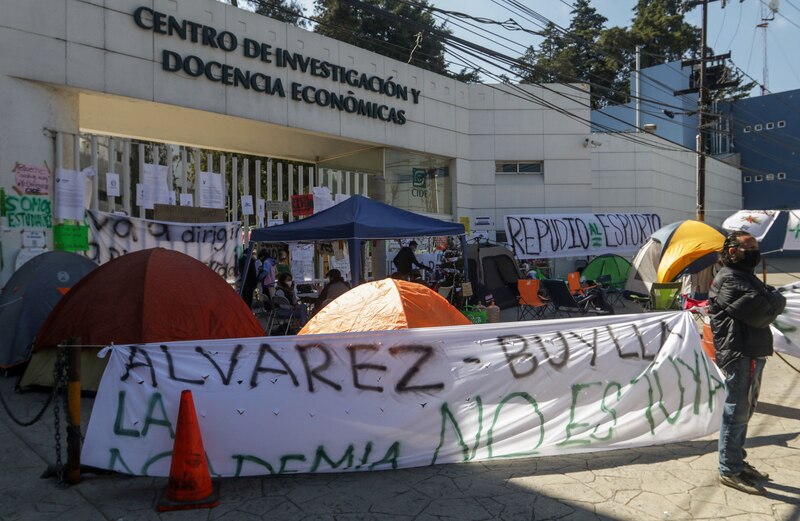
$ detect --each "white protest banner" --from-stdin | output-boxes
[85,210,241,280]
[82,311,724,477]
[783,211,800,251]
[722,210,778,242]
[198,172,224,209]
[505,213,661,259]
[771,281,800,358]
[54,168,87,220]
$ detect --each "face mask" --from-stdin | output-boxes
[742,249,761,268]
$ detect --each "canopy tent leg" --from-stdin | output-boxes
[348,238,360,285]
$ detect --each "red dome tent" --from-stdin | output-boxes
[22,248,263,390]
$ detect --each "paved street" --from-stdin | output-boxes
[1,259,799,520]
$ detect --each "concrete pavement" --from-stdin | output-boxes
[1,259,799,520]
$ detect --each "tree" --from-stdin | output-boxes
[628,0,700,69]
[512,3,615,108]
[253,0,308,28]
[313,0,449,75]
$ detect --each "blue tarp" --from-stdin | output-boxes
[249,195,466,284]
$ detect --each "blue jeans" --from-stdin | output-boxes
[719,356,765,476]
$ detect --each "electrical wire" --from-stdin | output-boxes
[242,0,789,168]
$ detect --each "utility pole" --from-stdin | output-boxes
[678,0,738,221]
[698,1,707,222]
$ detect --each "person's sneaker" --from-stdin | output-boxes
[719,473,766,495]
[742,461,770,481]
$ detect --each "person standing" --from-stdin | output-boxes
[239,247,258,308]
[709,231,786,495]
[257,248,276,291]
[392,240,430,278]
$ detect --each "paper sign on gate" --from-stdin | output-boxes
[105,172,121,197]
[198,172,224,209]
[241,195,254,215]
[54,168,87,220]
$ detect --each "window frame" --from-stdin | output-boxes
[495,161,544,175]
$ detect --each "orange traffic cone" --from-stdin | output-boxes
[156,390,219,512]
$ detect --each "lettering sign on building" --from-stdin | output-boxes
[132,7,419,125]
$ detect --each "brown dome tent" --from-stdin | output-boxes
[22,248,264,390]
[299,279,471,335]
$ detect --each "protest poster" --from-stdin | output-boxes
[14,163,50,195]
[82,311,724,477]
[504,213,661,259]
[292,194,314,217]
[85,210,241,279]
[4,194,52,228]
[54,223,89,252]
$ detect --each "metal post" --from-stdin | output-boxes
[635,45,642,130]
[696,0,708,222]
[65,337,81,485]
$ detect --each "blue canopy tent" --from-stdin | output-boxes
[246,195,468,287]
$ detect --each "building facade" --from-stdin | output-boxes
[0,0,742,285]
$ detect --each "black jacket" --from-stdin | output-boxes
[708,265,786,369]
[393,247,426,275]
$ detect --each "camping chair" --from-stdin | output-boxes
[596,274,625,309]
[567,271,594,296]
[541,279,610,318]
[626,282,682,311]
[650,282,683,311]
[266,295,295,336]
[517,279,549,320]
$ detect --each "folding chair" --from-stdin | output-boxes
[266,295,295,336]
[541,279,610,318]
[649,282,683,311]
[517,279,549,320]
[596,274,625,309]
[567,271,595,296]
[626,282,682,311]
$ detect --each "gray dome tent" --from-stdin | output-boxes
[0,251,97,369]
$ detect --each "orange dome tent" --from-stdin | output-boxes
[299,279,471,335]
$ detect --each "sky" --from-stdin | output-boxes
[294,0,800,96]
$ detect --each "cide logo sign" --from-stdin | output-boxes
[411,168,427,198]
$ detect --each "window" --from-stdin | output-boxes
[754,124,763,131]
[778,172,787,180]
[495,161,543,174]
[766,173,775,181]
[743,126,752,133]
[743,176,752,183]
[755,175,764,182]
[778,120,786,128]
[766,122,775,130]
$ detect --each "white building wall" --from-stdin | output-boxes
[591,132,741,226]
